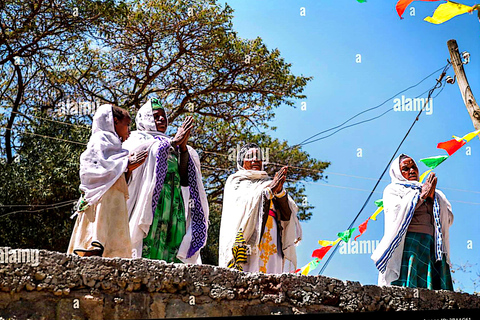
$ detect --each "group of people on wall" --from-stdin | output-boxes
[67,100,455,291]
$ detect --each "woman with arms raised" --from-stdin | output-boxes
[124,99,208,264]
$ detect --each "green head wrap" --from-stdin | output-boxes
[151,98,164,110]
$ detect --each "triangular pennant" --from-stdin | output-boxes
[337,228,356,243]
[312,246,333,259]
[370,206,383,221]
[318,238,341,247]
[374,199,383,207]
[437,139,466,156]
[354,217,370,241]
[419,155,449,169]
[454,129,480,143]
[419,169,433,183]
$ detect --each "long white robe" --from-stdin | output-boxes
[219,169,302,273]
[123,100,209,263]
[68,104,132,258]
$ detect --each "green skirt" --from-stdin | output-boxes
[142,153,186,263]
[392,232,453,290]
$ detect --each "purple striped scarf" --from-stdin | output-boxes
[151,136,207,259]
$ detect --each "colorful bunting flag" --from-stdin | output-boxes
[396,0,441,19]
[354,217,370,241]
[298,262,310,275]
[337,228,356,243]
[437,139,466,156]
[419,155,449,169]
[370,206,383,221]
[312,245,333,259]
[318,238,341,247]
[370,200,384,221]
[295,258,321,275]
[357,0,367,3]
[424,1,475,24]
[453,129,480,143]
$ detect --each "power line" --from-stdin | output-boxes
[200,163,480,204]
[0,200,77,208]
[200,151,480,195]
[0,126,88,146]
[9,110,92,130]
[297,77,446,146]
[295,65,448,147]
[3,152,478,219]
[0,200,77,219]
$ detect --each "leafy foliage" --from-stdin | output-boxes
[0,0,330,265]
[0,114,89,251]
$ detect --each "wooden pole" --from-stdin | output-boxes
[447,39,480,138]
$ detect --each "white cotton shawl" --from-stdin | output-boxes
[79,104,129,206]
[219,169,302,272]
[371,154,454,286]
[123,100,209,263]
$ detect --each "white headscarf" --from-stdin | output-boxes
[78,104,129,206]
[371,153,454,286]
[389,153,422,187]
[236,143,265,171]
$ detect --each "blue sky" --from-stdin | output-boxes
[223,0,480,293]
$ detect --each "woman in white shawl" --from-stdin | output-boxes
[219,143,302,274]
[123,98,209,264]
[68,104,147,258]
[371,154,454,290]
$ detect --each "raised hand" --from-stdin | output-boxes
[171,116,194,152]
[269,166,288,194]
[427,173,437,200]
[420,172,437,201]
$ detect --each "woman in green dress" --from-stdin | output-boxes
[124,99,209,264]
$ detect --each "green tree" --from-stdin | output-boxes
[0,113,89,250]
[0,0,118,163]
[0,0,330,265]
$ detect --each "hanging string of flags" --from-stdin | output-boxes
[294,129,480,276]
[357,0,480,24]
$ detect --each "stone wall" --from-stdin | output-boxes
[0,250,479,319]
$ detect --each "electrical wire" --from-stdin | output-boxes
[199,151,480,195]
[289,76,448,147]
[0,126,88,146]
[295,65,448,147]
[0,200,77,219]
[8,110,92,130]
